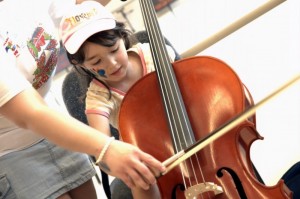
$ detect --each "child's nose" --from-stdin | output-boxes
[107,57,117,68]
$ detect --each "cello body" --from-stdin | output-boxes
[119,56,292,198]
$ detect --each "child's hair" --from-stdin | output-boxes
[65,21,134,100]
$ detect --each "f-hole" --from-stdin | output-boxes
[217,167,248,199]
[172,184,185,199]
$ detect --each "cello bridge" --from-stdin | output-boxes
[184,182,223,199]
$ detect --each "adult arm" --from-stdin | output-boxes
[0,86,164,189]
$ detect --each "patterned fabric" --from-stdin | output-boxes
[0,0,72,157]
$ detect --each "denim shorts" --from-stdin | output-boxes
[0,139,96,199]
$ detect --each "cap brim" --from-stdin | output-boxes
[64,19,116,54]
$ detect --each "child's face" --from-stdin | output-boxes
[81,39,129,83]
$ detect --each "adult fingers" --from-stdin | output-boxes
[140,151,166,174]
[130,157,161,188]
[126,166,152,190]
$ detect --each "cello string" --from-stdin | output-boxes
[143,1,197,188]
[141,2,222,198]
[143,1,185,151]
[143,3,209,191]
[140,0,182,155]
[143,0,211,192]
[140,0,191,189]
[139,1,179,152]
[140,0,208,192]
[143,3,227,199]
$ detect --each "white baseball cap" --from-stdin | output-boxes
[59,1,116,54]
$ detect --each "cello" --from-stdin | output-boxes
[118,0,293,198]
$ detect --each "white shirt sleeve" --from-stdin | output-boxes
[0,48,31,107]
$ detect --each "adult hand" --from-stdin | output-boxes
[98,140,165,190]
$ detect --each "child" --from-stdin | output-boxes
[59,1,176,198]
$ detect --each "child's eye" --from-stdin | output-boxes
[112,47,119,53]
[92,59,101,66]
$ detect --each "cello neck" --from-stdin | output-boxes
[139,0,195,150]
